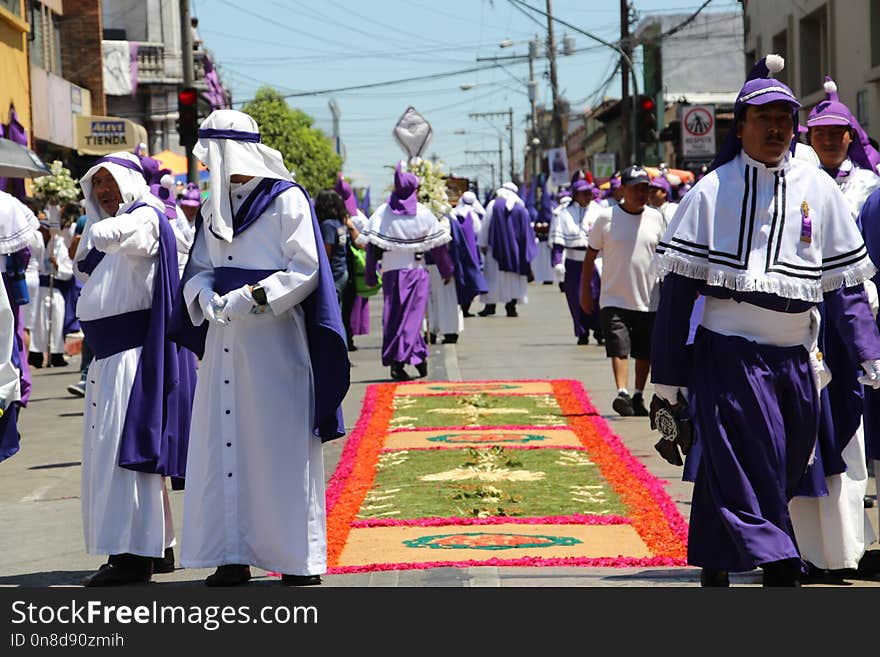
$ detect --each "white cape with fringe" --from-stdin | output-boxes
[363,202,451,252]
[654,151,875,302]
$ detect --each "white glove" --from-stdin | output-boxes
[199,289,227,326]
[553,263,566,276]
[653,383,688,404]
[859,360,880,389]
[219,285,255,323]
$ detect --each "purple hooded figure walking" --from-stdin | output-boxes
[476,182,536,318]
[362,161,452,381]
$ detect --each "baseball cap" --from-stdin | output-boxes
[621,165,650,186]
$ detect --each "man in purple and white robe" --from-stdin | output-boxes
[362,162,451,381]
[75,151,195,586]
[450,191,488,318]
[787,76,880,578]
[476,182,536,318]
[335,173,370,350]
[549,178,603,345]
[650,55,880,587]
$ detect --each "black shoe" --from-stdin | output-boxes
[390,363,410,381]
[700,568,729,587]
[577,335,589,345]
[462,311,475,318]
[152,547,175,574]
[415,361,428,378]
[504,301,518,317]
[761,559,802,587]
[281,574,322,586]
[593,331,604,346]
[558,282,566,294]
[50,353,69,367]
[612,391,635,417]
[205,564,251,587]
[428,332,437,344]
[82,554,152,587]
[865,495,875,509]
[347,342,358,352]
[27,352,43,369]
[477,304,496,317]
[857,549,880,578]
[543,281,554,285]
[442,334,458,344]
[631,392,649,417]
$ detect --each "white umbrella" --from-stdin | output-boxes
[0,137,50,178]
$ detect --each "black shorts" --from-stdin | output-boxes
[599,307,656,360]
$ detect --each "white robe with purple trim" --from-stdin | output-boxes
[180,179,326,576]
[76,205,173,559]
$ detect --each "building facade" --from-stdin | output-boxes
[0,0,32,145]
[742,0,880,137]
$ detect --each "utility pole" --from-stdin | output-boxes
[508,106,515,182]
[545,0,563,149]
[180,0,197,182]
[620,0,631,168]
[465,149,502,190]
[528,37,539,179]
[470,110,515,184]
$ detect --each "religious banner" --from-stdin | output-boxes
[393,106,433,158]
[546,146,570,187]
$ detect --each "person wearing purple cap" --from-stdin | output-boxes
[475,182,536,318]
[785,75,880,581]
[649,55,880,587]
[647,174,678,228]
[600,172,623,208]
[362,161,452,380]
[549,177,603,345]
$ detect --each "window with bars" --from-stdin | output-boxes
[29,2,62,75]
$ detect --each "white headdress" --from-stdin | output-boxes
[193,109,292,243]
[76,151,166,262]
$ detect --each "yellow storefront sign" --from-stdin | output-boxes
[74,115,148,155]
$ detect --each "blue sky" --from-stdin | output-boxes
[194,0,741,196]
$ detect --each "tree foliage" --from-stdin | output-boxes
[241,87,342,197]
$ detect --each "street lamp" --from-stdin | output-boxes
[459,82,477,91]
[499,39,514,48]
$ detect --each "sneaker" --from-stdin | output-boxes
[612,391,635,417]
[631,392,649,417]
[67,380,87,397]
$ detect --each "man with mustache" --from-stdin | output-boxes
[649,55,880,587]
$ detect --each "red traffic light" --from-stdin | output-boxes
[640,97,655,112]
[178,88,198,106]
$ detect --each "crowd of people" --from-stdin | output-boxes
[1,51,880,589]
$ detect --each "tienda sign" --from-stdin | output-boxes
[75,115,148,155]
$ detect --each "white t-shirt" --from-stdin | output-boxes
[588,204,665,312]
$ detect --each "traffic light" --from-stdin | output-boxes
[636,95,658,143]
[177,87,199,148]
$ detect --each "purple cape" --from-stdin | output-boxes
[487,200,537,276]
[450,212,487,305]
[168,179,350,442]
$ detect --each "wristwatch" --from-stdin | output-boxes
[251,284,268,307]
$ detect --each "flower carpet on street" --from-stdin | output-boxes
[325,380,688,572]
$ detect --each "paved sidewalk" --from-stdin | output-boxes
[1,281,877,587]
